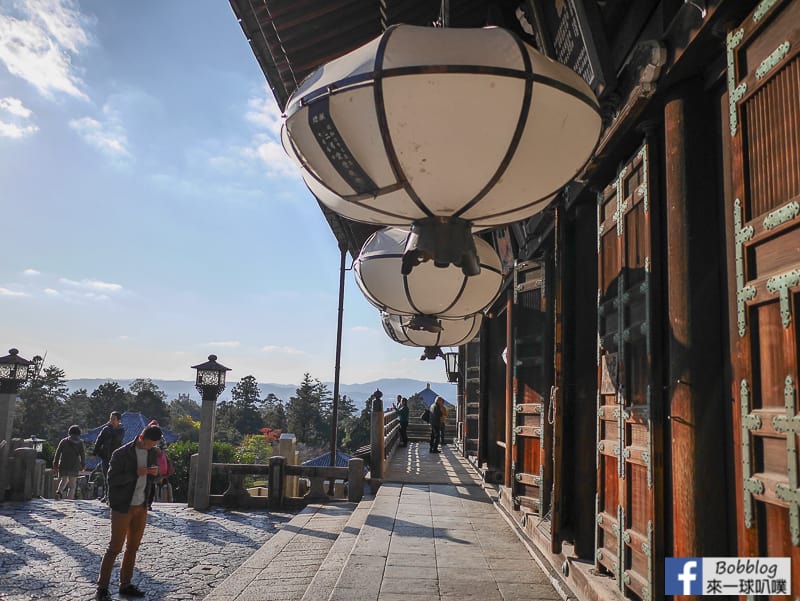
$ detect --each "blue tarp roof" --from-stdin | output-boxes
[80,411,179,446]
[417,384,452,407]
[301,450,352,468]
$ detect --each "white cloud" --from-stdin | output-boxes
[0,97,38,138]
[262,345,304,355]
[206,86,299,179]
[0,287,27,296]
[69,109,130,158]
[206,341,240,348]
[59,277,123,292]
[43,288,59,296]
[22,268,40,276]
[245,93,283,134]
[0,120,38,138]
[0,0,92,100]
[0,97,32,117]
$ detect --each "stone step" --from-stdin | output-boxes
[299,498,373,601]
[203,502,358,601]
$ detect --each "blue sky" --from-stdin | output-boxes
[0,0,453,385]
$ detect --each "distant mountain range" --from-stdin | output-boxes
[65,378,457,410]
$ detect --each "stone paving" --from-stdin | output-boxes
[0,498,295,601]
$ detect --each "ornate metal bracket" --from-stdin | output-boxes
[766,269,800,328]
[774,376,800,545]
[741,379,763,528]
[727,29,746,137]
[764,201,800,230]
[637,144,649,214]
[756,41,790,80]
[753,0,780,22]
[734,198,756,336]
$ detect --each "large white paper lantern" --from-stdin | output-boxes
[382,312,482,348]
[355,227,502,318]
[282,24,601,273]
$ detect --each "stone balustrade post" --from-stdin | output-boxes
[10,447,36,501]
[194,390,218,511]
[348,458,364,502]
[0,392,17,498]
[187,453,198,508]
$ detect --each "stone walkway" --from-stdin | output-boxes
[0,498,294,600]
[209,443,566,600]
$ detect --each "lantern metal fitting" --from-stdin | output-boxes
[444,351,460,383]
[382,312,482,348]
[191,354,231,400]
[355,227,502,319]
[0,348,34,394]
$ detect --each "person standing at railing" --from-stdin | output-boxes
[439,400,448,448]
[429,396,445,453]
[393,396,409,447]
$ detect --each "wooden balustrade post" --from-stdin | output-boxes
[370,391,385,480]
[268,455,285,509]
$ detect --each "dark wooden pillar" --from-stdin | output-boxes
[664,78,727,563]
[505,288,514,486]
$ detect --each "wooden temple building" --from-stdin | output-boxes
[228,1,800,599]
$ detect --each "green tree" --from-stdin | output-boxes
[170,414,200,442]
[230,375,263,434]
[234,434,273,465]
[165,440,237,501]
[285,373,330,445]
[341,405,371,452]
[260,393,287,431]
[15,365,69,441]
[214,401,243,444]
[61,388,91,432]
[333,394,358,448]
[128,379,170,425]
[169,394,201,421]
[87,382,131,427]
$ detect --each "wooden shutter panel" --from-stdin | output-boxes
[726,1,800,596]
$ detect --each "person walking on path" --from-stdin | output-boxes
[94,411,125,502]
[53,425,85,499]
[394,396,409,447]
[95,424,162,601]
[429,396,445,453]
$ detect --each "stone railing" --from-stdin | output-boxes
[188,454,364,510]
[1,439,54,502]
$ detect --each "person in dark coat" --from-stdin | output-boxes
[93,411,124,502]
[95,424,161,601]
[393,395,410,447]
[53,425,85,499]
[429,396,445,453]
